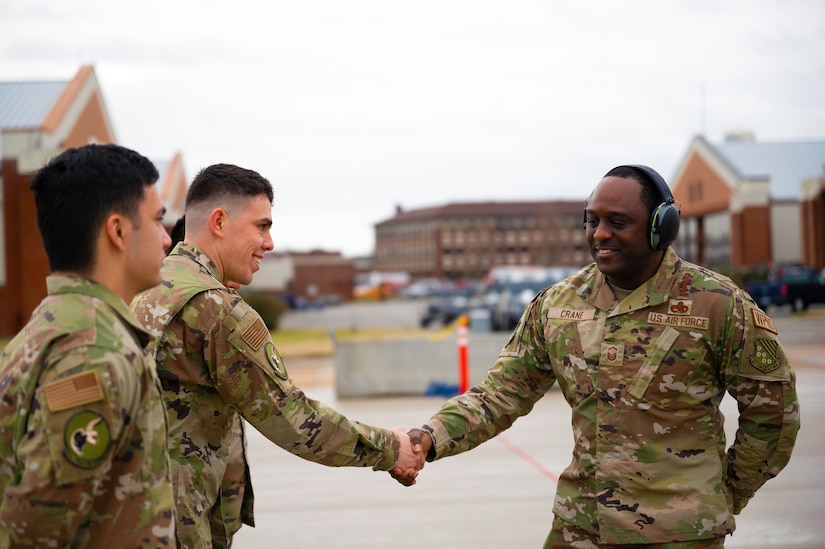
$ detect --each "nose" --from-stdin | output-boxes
[161,227,173,251]
[262,228,274,251]
[591,220,612,242]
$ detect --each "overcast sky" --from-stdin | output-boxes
[2,0,824,257]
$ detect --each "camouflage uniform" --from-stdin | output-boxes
[422,249,800,545]
[0,276,174,548]
[131,243,403,548]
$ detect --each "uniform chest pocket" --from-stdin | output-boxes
[627,326,714,410]
[545,320,596,405]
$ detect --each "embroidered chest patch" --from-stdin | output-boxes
[648,311,708,330]
[667,299,693,315]
[600,342,625,366]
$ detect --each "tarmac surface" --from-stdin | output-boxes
[233,301,825,548]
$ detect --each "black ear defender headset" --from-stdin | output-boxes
[589,164,680,250]
[619,165,680,250]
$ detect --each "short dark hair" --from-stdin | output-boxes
[30,143,159,273]
[169,215,186,254]
[603,165,660,214]
[186,164,274,211]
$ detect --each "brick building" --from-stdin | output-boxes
[670,133,825,271]
[373,200,588,280]
[246,250,355,306]
[0,66,187,336]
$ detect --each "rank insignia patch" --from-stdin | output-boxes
[750,339,780,373]
[600,342,624,366]
[63,410,111,469]
[265,341,288,380]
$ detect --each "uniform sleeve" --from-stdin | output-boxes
[207,298,401,471]
[424,292,557,460]
[0,351,136,546]
[721,292,801,514]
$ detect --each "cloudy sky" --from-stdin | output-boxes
[2,0,823,257]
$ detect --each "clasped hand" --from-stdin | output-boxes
[389,427,430,487]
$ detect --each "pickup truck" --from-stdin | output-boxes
[746,265,825,313]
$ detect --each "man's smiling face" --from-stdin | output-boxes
[584,175,662,290]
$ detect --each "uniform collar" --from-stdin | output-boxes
[169,242,223,283]
[46,274,152,347]
[577,248,682,314]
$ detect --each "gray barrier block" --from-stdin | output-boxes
[334,333,510,398]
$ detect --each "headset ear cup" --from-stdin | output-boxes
[649,203,681,250]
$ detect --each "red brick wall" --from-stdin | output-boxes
[293,261,355,302]
[1,159,50,336]
[731,205,772,269]
[801,191,825,270]
[672,153,733,218]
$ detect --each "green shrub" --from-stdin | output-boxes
[239,290,288,330]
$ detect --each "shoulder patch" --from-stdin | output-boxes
[750,339,780,373]
[44,371,104,412]
[750,307,777,334]
[265,341,288,380]
[242,318,269,350]
[63,410,111,468]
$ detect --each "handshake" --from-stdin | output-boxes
[389,427,431,486]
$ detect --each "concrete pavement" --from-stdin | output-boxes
[233,353,824,548]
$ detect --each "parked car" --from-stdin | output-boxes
[746,265,825,312]
[402,278,444,299]
[418,283,482,328]
[484,266,579,332]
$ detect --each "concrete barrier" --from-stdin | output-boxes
[334,332,510,398]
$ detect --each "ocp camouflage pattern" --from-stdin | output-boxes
[0,276,174,547]
[423,249,800,545]
[131,242,402,548]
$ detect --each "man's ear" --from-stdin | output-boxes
[209,208,228,237]
[104,214,127,252]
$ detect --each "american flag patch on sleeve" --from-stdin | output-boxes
[44,371,104,412]
[242,319,269,350]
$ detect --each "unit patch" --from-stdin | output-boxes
[63,410,111,469]
[750,339,780,373]
[265,341,288,380]
[750,307,778,335]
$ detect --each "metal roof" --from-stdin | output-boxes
[712,139,825,200]
[0,81,67,130]
[0,80,68,158]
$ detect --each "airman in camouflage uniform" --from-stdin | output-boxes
[131,163,420,548]
[396,165,800,547]
[0,144,174,547]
